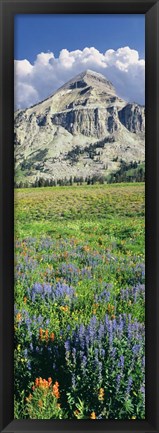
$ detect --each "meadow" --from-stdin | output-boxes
[14,183,145,419]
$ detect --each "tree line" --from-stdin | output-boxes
[14,174,105,188]
[15,161,145,188]
[107,161,145,183]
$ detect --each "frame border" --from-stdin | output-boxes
[0,1,159,432]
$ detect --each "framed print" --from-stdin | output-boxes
[0,0,159,432]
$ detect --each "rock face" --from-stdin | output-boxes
[14,69,145,183]
[118,104,145,133]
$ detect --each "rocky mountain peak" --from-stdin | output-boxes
[14,69,145,185]
[59,69,116,96]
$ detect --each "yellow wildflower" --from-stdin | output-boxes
[90,411,96,419]
[16,313,22,322]
[98,387,104,401]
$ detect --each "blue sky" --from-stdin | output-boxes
[14,15,145,109]
[15,14,145,62]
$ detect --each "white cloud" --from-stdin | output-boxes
[14,46,145,110]
[14,82,39,109]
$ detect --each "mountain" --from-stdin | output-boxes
[14,69,145,184]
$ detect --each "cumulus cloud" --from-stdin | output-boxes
[14,46,145,110]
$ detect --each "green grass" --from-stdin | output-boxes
[15,183,144,257]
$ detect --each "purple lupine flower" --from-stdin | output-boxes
[108,320,113,347]
[94,348,99,366]
[37,315,43,324]
[24,348,28,357]
[72,374,76,388]
[125,288,129,301]
[79,324,85,337]
[97,289,110,303]
[133,286,138,302]
[81,355,87,371]
[30,343,33,351]
[132,320,140,339]
[72,347,76,363]
[33,282,43,294]
[79,350,84,360]
[121,289,125,301]
[118,355,124,369]
[110,346,116,360]
[85,335,90,350]
[98,361,102,384]
[118,315,124,335]
[87,324,95,344]
[65,339,71,353]
[27,360,31,370]
[100,348,106,359]
[91,315,97,327]
[43,284,52,295]
[112,318,117,332]
[105,314,109,328]
[128,322,132,340]
[126,376,133,395]
[132,344,141,357]
[98,323,104,340]
[31,292,35,302]
[116,373,121,391]
[140,382,145,403]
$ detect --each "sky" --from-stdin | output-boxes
[14,14,145,110]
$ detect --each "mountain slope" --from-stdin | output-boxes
[14,69,145,184]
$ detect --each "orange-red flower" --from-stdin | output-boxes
[34,377,57,392]
[48,377,52,386]
[39,328,43,340]
[35,378,39,387]
[45,329,49,342]
[107,303,111,313]
[107,303,115,314]
[50,332,55,342]
[52,381,60,399]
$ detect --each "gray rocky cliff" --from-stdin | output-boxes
[118,104,145,133]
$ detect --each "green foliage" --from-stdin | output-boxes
[65,137,115,164]
[107,161,145,183]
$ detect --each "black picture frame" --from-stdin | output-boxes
[0,0,159,432]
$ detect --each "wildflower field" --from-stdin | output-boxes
[14,183,145,419]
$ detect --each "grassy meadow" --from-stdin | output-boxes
[14,183,145,419]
